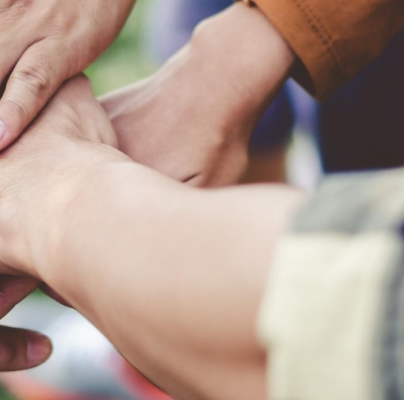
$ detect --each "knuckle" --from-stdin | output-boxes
[2,98,29,122]
[12,65,52,98]
[46,9,76,35]
[0,0,33,15]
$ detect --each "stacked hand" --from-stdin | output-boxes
[0,2,294,376]
[102,4,294,187]
[0,0,134,372]
[0,0,134,150]
[0,75,124,371]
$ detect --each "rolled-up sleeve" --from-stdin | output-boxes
[258,168,404,399]
[255,0,404,100]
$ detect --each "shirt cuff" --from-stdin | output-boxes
[257,168,404,399]
[255,0,346,100]
[254,0,404,101]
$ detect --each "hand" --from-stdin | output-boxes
[0,277,52,371]
[0,74,123,372]
[101,3,295,187]
[0,74,123,277]
[0,0,134,150]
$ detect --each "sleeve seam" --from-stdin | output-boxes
[292,0,347,81]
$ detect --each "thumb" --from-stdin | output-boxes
[0,326,52,371]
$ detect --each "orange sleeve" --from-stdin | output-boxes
[254,0,404,100]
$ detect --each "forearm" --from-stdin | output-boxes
[38,158,304,400]
[104,3,295,159]
[187,2,296,131]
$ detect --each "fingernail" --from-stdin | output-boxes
[0,120,6,142]
[27,332,52,364]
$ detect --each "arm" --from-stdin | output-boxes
[101,3,295,187]
[102,0,404,188]
[0,77,304,400]
[0,0,135,369]
[42,164,303,400]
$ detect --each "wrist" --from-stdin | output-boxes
[36,161,173,302]
[190,2,296,129]
[27,144,130,280]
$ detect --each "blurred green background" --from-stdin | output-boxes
[0,2,153,399]
[0,386,13,400]
[87,0,155,96]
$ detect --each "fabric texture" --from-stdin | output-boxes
[255,0,404,100]
[258,168,404,399]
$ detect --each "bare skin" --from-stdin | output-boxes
[0,69,302,400]
[0,80,302,400]
[0,0,136,369]
[101,3,295,187]
[0,0,135,150]
[0,2,300,388]
[0,75,121,371]
[0,277,51,371]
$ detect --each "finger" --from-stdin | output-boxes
[0,326,52,371]
[0,40,68,150]
[0,42,29,98]
[0,276,39,318]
